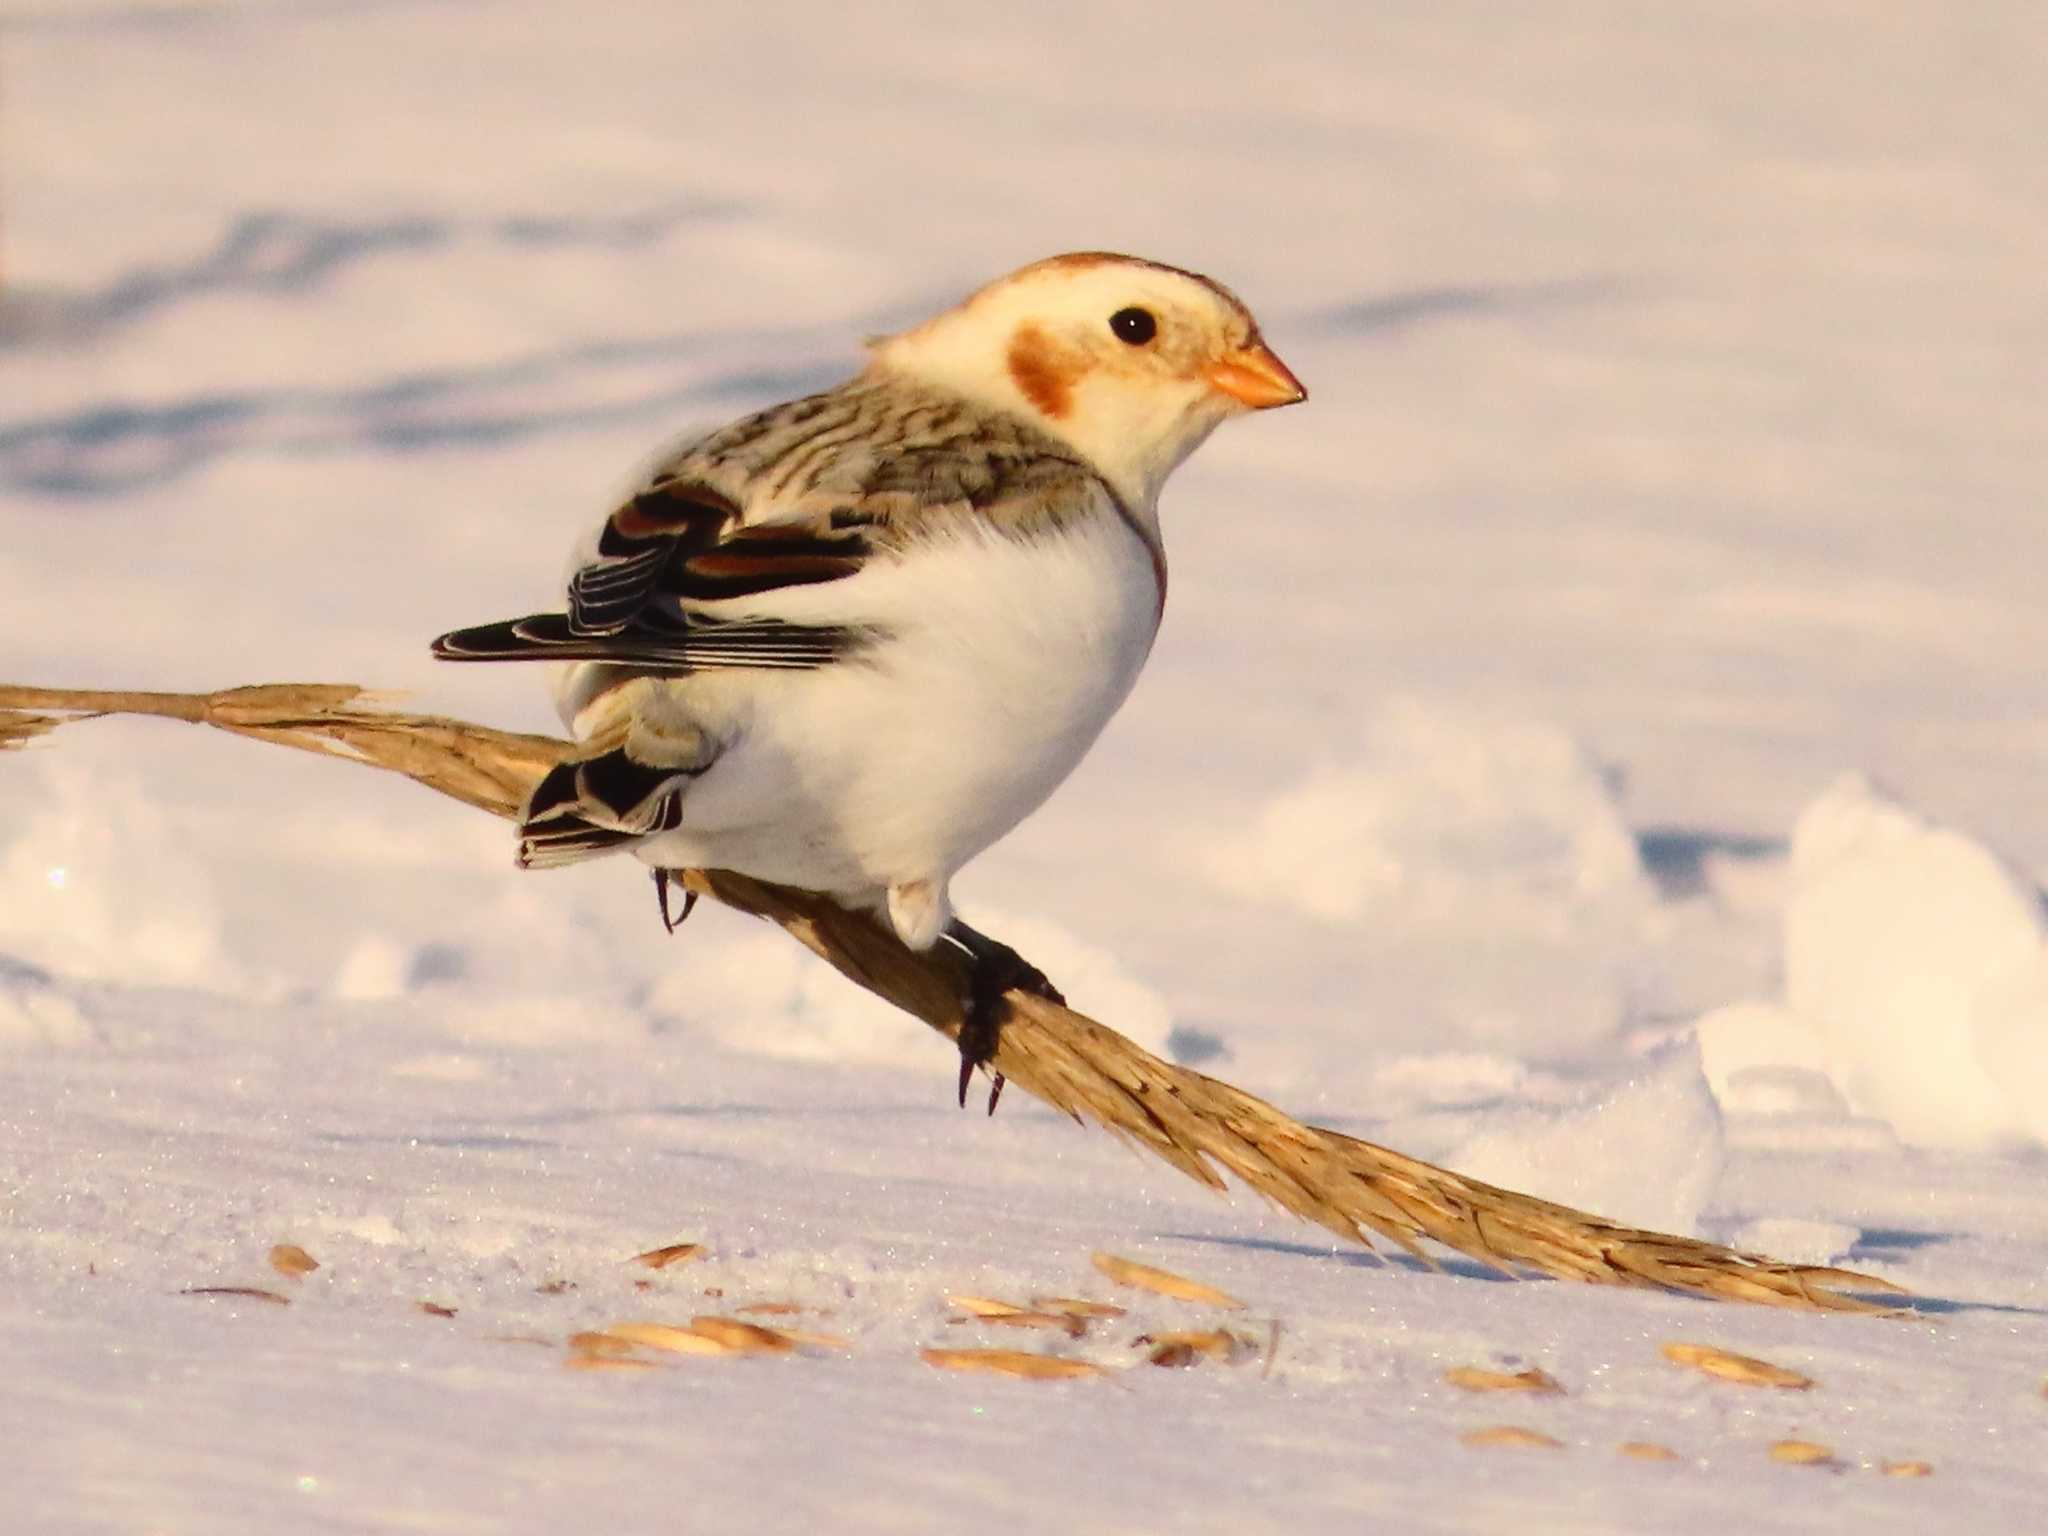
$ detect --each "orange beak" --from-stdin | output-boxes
[1205,341,1307,409]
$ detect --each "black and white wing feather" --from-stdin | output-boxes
[431,475,876,673]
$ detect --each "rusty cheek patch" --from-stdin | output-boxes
[1007,324,1082,420]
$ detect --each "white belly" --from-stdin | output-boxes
[607,514,1160,900]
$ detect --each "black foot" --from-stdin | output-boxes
[945,919,1065,1116]
[652,868,698,935]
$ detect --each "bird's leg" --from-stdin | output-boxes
[652,867,698,935]
[942,918,1065,1115]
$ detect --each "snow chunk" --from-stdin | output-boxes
[1209,696,1648,924]
[1694,1001,1830,1100]
[1729,1217,1860,1267]
[1443,1042,1724,1236]
[1784,774,2048,1149]
[1203,698,1661,1061]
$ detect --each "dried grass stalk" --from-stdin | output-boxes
[1,681,1907,1314]
[1880,1460,1933,1478]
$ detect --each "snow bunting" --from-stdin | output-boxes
[433,252,1304,1106]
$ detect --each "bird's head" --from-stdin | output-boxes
[870,252,1305,508]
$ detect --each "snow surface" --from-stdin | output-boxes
[4,1,2047,1530]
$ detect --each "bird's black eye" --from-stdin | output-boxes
[1109,307,1157,346]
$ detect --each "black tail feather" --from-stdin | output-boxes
[514,750,691,869]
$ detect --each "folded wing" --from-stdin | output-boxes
[430,476,877,672]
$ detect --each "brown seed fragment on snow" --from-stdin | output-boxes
[1661,1341,1813,1390]
[1444,1366,1564,1395]
[919,1347,1106,1381]
[418,1301,457,1318]
[1135,1329,1245,1367]
[268,1244,319,1279]
[1460,1425,1564,1451]
[1880,1459,1934,1478]
[180,1286,290,1306]
[1617,1441,1681,1461]
[631,1243,703,1270]
[534,1279,576,1296]
[1768,1439,1835,1466]
[735,1301,806,1317]
[1090,1252,1244,1309]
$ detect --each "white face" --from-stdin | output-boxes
[876,253,1305,507]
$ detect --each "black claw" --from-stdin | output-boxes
[653,869,698,935]
[944,919,1062,1116]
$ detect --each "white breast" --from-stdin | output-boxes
[642,511,1162,899]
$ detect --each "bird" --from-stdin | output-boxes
[431,251,1305,1110]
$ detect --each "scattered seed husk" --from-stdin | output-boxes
[1444,1366,1564,1395]
[1090,1252,1244,1309]
[1461,1425,1564,1451]
[764,1325,852,1352]
[1031,1296,1126,1320]
[735,1301,806,1317]
[688,1316,798,1354]
[920,1347,1107,1381]
[951,1309,1086,1338]
[180,1286,290,1305]
[1135,1328,1245,1367]
[568,1330,647,1358]
[631,1243,703,1270]
[1661,1341,1813,1390]
[534,1279,576,1296]
[594,1322,732,1357]
[1881,1460,1934,1478]
[418,1301,457,1318]
[947,1294,1031,1319]
[268,1244,319,1278]
[1768,1439,1834,1466]
[1617,1441,1681,1462]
